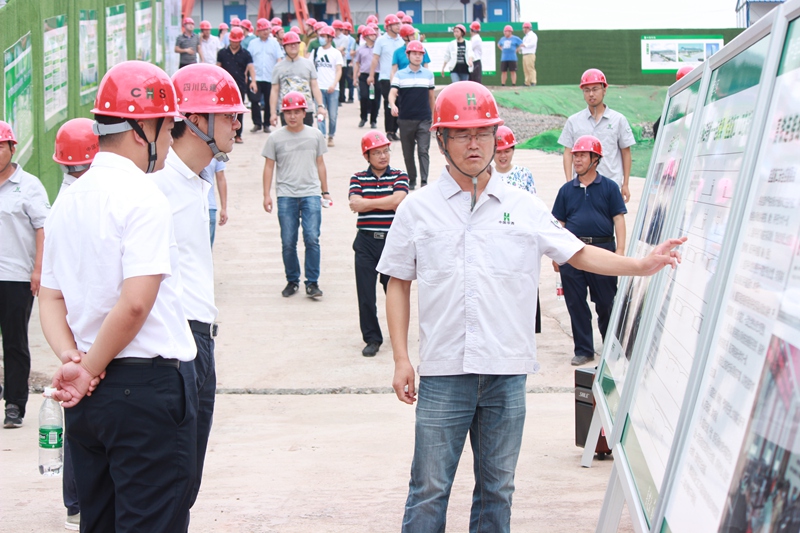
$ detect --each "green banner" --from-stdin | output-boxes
[43,14,69,131]
[4,32,34,167]
[79,10,99,106]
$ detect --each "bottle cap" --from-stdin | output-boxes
[43,387,57,397]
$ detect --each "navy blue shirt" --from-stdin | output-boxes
[551,173,626,239]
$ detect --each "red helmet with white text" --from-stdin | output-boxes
[53,118,99,165]
[572,135,603,157]
[256,18,271,31]
[271,17,282,26]
[281,91,308,111]
[229,27,244,42]
[406,40,424,54]
[399,24,415,38]
[361,131,391,154]
[282,31,301,45]
[495,125,518,150]
[580,68,608,88]
[384,14,401,26]
[431,81,503,131]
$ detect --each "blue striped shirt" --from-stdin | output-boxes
[349,166,409,231]
[390,66,434,121]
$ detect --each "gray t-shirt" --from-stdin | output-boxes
[271,57,317,112]
[261,126,327,198]
[176,33,200,65]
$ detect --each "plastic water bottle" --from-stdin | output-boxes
[369,83,375,100]
[321,198,332,208]
[556,274,565,301]
[39,387,63,476]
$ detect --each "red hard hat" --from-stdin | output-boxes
[172,63,247,114]
[399,24,415,38]
[305,17,317,26]
[332,19,344,29]
[470,21,481,31]
[200,20,211,30]
[431,81,503,131]
[219,22,229,30]
[366,15,378,24]
[230,17,241,26]
[396,10,405,18]
[344,22,354,32]
[495,125,518,150]
[368,23,379,31]
[503,25,513,32]
[271,17,282,26]
[229,27,244,42]
[53,118,99,165]
[406,40,424,54]
[282,31,301,45]
[92,60,180,120]
[402,15,413,24]
[580,68,608,88]
[361,26,376,37]
[271,25,283,35]
[281,91,308,111]
[523,22,532,29]
[319,25,335,37]
[572,135,603,157]
[384,14,401,26]
[241,19,253,31]
[290,26,302,34]
[676,65,693,81]
[314,21,327,32]
[0,121,17,144]
[256,18,270,31]
[362,131,391,154]
[454,24,466,36]
[183,17,195,25]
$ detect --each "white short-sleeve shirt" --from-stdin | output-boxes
[377,169,584,376]
[57,173,77,199]
[149,148,218,323]
[471,34,483,62]
[41,152,195,362]
[0,164,50,282]
[558,106,637,187]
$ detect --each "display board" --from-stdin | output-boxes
[641,35,724,73]
[620,32,771,526]
[134,1,152,62]
[43,14,69,131]
[661,10,800,532]
[4,32,33,167]
[78,10,99,106]
[105,4,127,69]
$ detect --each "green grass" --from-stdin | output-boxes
[497,85,667,178]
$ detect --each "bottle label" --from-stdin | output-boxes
[39,426,63,449]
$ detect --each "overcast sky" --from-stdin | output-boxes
[520,0,738,29]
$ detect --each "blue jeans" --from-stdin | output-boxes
[276,196,321,285]
[450,72,469,82]
[403,374,527,533]
[209,208,216,248]
[317,90,339,137]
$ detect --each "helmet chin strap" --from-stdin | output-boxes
[439,129,497,211]
[93,117,166,173]
[184,114,229,162]
[576,154,601,178]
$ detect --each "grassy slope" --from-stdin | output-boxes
[493,86,669,178]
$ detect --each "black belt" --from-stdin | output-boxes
[359,229,387,240]
[189,320,218,338]
[108,356,180,369]
[578,236,614,244]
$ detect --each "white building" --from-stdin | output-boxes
[735,0,784,27]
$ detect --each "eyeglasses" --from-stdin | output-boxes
[371,148,391,156]
[447,131,495,144]
[582,87,604,94]
[218,113,238,121]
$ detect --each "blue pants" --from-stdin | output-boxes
[65,360,196,532]
[63,424,79,516]
[403,374,527,533]
[209,208,217,248]
[277,196,322,285]
[181,328,216,508]
[317,90,339,137]
[450,72,469,82]
[560,243,618,358]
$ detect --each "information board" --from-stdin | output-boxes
[4,32,33,166]
[105,4,127,69]
[135,1,153,62]
[597,75,702,426]
[620,34,772,526]
[79,10,99,106]
[43,14,68,131]
[641,35,724,73]
[661,14,800,531]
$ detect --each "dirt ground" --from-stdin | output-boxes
[0,96,641,532]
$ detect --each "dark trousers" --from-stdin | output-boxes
[469,59,482,84]
[354,231,389,344]
[397,118,431,187]
[0,281,33,417]
[250,81,272,127]
[66,360,197,532]
[560,242,617,358]
[235,113,244,138]
[379,79,397,134]
[358,73,379,123]
[63,421,80,516]
[181,327,217,508]
[280,111,314,127]
[339,62,352,101]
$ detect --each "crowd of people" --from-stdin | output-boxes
[0,7,687,529]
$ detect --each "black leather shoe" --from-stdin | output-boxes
[362,342,381,357]
[306,283,323,299]
[281,282,299,297]
[358,120,366,128]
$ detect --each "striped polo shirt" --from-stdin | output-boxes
[349,166,409,231]
[390,65,435,121]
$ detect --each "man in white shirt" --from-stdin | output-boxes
[378,81,685,532]
[39,60,197,532]
[248,18,282,133]
[54,118,99,198]
[314,25,343,147]
[368,14,404,140]
[521,22,538,87]
[198,20,221,65]
[150,63,246,510]
[468,21,483,84]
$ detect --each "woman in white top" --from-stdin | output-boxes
[468,21,483,84]
[441,24,473,82]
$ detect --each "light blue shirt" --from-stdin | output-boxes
[248,36,282,81]
[373,33,403,80]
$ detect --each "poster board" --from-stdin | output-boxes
[79,9,99,106]
[658,4,800,531]
[641,35,724,73]
[3,32,33,167]
[105,4,127,70]
[134,1,153,62]
[43,14,69,131]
